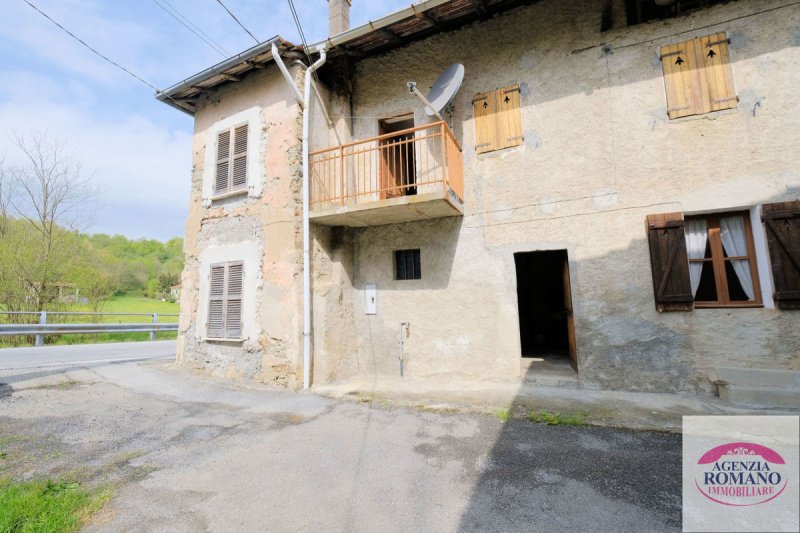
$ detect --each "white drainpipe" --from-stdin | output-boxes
[272,44,326,389]
[302,49,326,389]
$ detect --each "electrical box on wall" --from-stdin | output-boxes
[365,284,377,315]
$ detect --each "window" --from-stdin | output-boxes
[660,32,737,120]
[395,249,421,280]
[646,210,762,311]
[472,83,523,154]
[207,261,244,339]
[214,124,248,196]
[685,212,761,307]
[626,0,733,26]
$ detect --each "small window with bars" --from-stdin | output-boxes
[207,261,244,339]
[395,249,421,280]
[214,123,249,196]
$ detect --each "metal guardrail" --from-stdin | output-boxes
[0,311,179,345]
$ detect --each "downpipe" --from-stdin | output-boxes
[302,48,327,390]
[399,322,410,377]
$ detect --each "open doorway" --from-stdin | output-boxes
[379,114,416,199]
[514,250,577,373]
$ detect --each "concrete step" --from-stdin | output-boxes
[707,367,800,389]
[705,367,800,409]
[523,372,583,388]
[718,384,800,410]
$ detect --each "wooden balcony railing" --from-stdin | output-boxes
[310,121,463,210]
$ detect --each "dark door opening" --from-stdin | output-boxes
[514,250,577,371]
[379,115,416,199]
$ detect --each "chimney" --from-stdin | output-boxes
[328,0,351,37]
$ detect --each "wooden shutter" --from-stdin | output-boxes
[646,212,694,312]
[472,84,523,154]
[762,200,800,309]
[699,32,737,112]
[661,33,736,119]
[231,125,248,191]
[661,39,702,119]
[225,262,244,338]
[497,84,523,150]
[473,90,497,154]
[215,130,231,194]
[207,265,226,337]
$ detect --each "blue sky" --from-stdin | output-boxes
[0,0,410,241]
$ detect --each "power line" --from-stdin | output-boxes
[22,0,161,93]
[214,0,259,44]
[21,0,186,109]
[152,0,229,57]
[287,0,312,62]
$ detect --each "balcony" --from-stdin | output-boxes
[309,121,464,227]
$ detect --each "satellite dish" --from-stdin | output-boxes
[424,63,465,116]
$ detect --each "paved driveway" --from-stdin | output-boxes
[0,356,681,532]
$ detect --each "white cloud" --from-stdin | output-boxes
[0,0,414,241]
[0,72,191,240]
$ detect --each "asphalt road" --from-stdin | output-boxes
[0,340,175,372]
[0,355,682,532]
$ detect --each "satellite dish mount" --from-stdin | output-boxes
[406,63,465,123]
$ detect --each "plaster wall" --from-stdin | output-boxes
[334,0,800,392]
[177,64,306,386]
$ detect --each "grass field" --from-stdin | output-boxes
[0,478,110,532]
[0,296,179,347]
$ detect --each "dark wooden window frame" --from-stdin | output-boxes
[625,0,733,26]
[686,211,762,308]
[395,249,421,281]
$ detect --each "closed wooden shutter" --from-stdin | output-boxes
[215,130,231,194]
[472,84,523,153]
[226,262,243,338]
[207,265,226,337]
[762,200,800,309]
[231,125,248,190]
[661,33,736,119]
[497,84,523,150]
[699,32,737,112]
[472,90,496,154]
[661,39,701,119]
[646,212,694,312]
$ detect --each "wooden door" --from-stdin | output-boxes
[378,116,415,199]
[379,135,405,199]
[562,257,578,371]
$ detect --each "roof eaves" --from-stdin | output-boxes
[307,0,456,54]
[155,35,293,116]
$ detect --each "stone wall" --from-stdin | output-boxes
[328,0,800,393]
[177,64,306,387]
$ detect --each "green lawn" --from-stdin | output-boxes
[1,295,180,347]
[0,478,110,533]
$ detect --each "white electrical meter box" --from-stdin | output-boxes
[365,284,377,315]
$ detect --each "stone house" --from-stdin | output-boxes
[157,0,800,408]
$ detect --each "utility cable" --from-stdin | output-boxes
[152,0,229,57]
[214,0,259,44]
[21,0,188,109]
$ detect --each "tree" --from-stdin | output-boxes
[158,272,180,301]
[0,134,94,313]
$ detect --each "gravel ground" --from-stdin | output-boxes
[0,359,682,532]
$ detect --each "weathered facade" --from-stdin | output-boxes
[160,0,800,406]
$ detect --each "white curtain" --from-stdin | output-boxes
[685,218,708,296]
[720,215,755,301]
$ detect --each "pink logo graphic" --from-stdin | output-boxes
[695,442,788,506]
